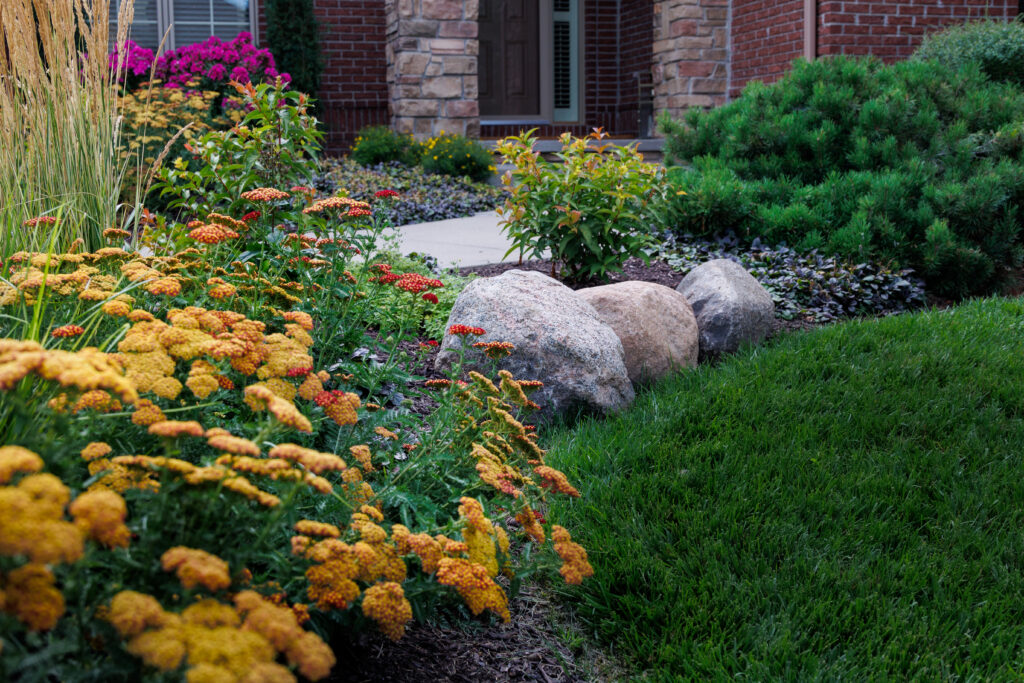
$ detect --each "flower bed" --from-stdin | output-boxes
[0,82,589,681]
[321,158,505,227]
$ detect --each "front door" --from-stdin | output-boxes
[478,0,541,117]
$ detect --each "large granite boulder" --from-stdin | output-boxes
[676,258,775,356]
[435,270,634,419]
[575,281,698,386]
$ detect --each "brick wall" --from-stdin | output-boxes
[730,0,803,96]
[818,1,1018,59]
[256,0,389,153]
[730,0,1019,98]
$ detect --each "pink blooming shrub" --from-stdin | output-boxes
[109,40,156,91]
[109,32,289,96]
[153,33,289,91]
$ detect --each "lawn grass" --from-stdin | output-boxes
[545,297,1024,679]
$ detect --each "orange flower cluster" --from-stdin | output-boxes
[301,196,370,215]
[312,390,360,426]
[206,212,248,232]
[161,546,231,592]
[361,582,413,641]
[472,341,515,360]
[0,448,134,630]
[106,589,335,680]
[241,187,291,202]
[551,525,594,585]
[0,340,137,404]
[188,222,239,244]
[435,557,510,622]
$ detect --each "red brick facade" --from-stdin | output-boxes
[730,0,804,96]
[254,0,1020,151]
[255,0,389,153]
[818,1,1017,59]
[731,0,1019,96]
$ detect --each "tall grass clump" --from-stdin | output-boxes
[0,0,131,254]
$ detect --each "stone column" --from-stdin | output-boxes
[651,0,730,125]
[385,0,480,139]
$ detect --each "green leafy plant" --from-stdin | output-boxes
[913,16,1024,85]
[659,56,1024,298]
[496,128,664,283]
[265,0,323,98]
[420,132,495,183]
[153,80,323,219]
[350,126,423,167]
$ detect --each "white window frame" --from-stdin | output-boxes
[112,0,258,52]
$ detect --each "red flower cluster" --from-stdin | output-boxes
[286,366,313,378]
[448,324,486,336]
[375,189,400,199]
[241,210,261,222]
[52,324,85,338]
[422,293,439,304]
[23,216,59,228]
[393,273,443,294]
[419,340,439,350]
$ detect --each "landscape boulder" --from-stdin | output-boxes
[575,281,698,386]
[675,258,775,356]
[435,270,634,419]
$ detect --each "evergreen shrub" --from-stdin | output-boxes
[913,17,1024,86]
[350,126,423,167]
[420,132,495,183]
[659,56,1024,298]
[265,0,323,98]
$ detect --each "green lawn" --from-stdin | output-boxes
[545,297,1024,679]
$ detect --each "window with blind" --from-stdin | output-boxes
[552,0,579,123]
[109,0,254,50]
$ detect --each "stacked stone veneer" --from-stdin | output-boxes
[385,0,480,139]
[652,0,730,123]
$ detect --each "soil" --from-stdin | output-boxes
[328,583,618,683]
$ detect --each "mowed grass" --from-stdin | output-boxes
[545,297,1024,680]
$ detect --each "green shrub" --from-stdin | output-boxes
[913,17,1024,86]
[420,132,495,183]
[496,128,663,283]
[350,126,422,167]
[265,0,323,98]
[659,56,1024,298]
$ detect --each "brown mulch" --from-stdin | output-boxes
[328,584,613,682]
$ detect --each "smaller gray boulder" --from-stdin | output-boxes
[576,281,698,386]
[676,259,775,355]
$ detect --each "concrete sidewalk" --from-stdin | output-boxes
[384,211,522,268]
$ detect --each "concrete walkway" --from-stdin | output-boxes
[385,211,523,268]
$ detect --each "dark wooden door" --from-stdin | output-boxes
[478,0,540,117]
